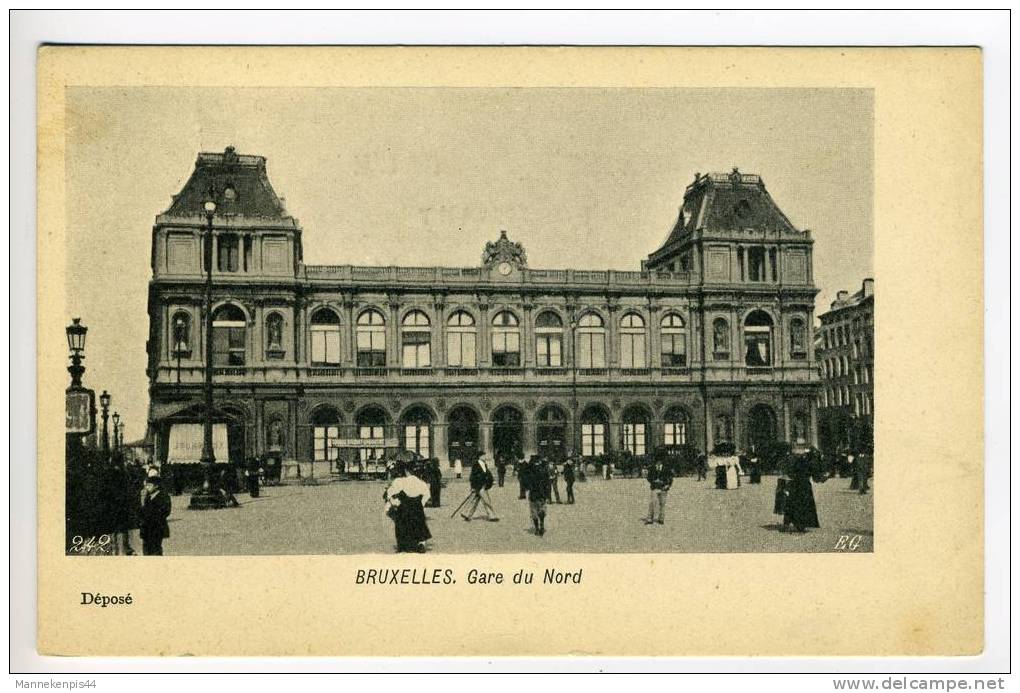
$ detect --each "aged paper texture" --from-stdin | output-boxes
[37,46,982,656]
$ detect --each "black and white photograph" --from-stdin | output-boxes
[62,85,875,556]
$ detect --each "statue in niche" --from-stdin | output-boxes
[267,419,285,452]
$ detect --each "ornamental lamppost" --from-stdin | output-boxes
[99,390,111,456]
[65,318,96,456]
[190,197,225,509]
[112,412,120,450]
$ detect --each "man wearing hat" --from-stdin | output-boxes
[138,468,172,555]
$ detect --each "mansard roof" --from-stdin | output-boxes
[648,168,807,264]
[163,146,291,220]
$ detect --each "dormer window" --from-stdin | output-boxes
[217,234,239,272]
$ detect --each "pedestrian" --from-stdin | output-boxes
[523,455,550,536]
[547,457,562,504]
[781,446,822,533]
[426,457,443,507]
[643,457,673,525]
[219,465,240,507]
[105,454,137,555]
[748,450,762,484]
[495,453,507,488]
[696,453,709,481]
[384,462,432,553]
[517,455,528,500]
[454,456,463,479]
[847,452,860,490]
[246,457,261,498]
[138,469,172,556]
[461,455,499,522]
[562,457,576,504]
[854,453,870,494]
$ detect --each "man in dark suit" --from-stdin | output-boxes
[546,457,562,504]
[139,471,172,555]
[643,458,674,525]
[494,454,507,488]
[461,455,499,522]
[562,458,576,504]
[523,455,550,536]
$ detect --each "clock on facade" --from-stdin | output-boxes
[497,262,513,276]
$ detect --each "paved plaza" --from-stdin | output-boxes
[150,472,873,555]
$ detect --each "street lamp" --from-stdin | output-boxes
[66,318,87,389]
[112,412,120,450]
[189,197,225,509]
[99,390,111,455]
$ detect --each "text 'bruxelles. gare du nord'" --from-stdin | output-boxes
[147,147,819,481]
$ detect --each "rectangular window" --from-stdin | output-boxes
[660,334,687,367]
[623,423,646,455]
[217,235,239,273]
[664,422,687,446]
[447,332,476,367]
[748,247,766,282]
[536,335,562,367]
[311,330,340,364]
[357,330,386,367]
[404,425,430,457]
[402,331,431,367]
[313,426,340,463]
[213,326,246,365]
[581,423,605,457]
[358,425,385,466]
[243,236,253,272]
[578,334,605,368]
[621,335,646,368]
[492,332,520,367]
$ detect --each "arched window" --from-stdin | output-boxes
[491,311,520,367]
[660,313,686,367]
[212,304,246,366]
[401,310,431,368]
[446,311,476,368]
[535,311,563,367]
[265,312,285,356]
[789,317,807,359]
[356,310,386,367]
[171,311,192,356]
[576,313,606,368]
[743,310,773,367]
[355,406,388,472]
[663,406,689,446]
[309,308,340,364]
[712,317,730,359]
[619,313,646,368]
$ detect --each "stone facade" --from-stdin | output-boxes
[816,278,875,452]
[146,151,821,470]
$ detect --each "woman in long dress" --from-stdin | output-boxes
[384,462,432,553]
[781,447,822,532]
[724,456,742,489]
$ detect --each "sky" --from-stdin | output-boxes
[65,86,872,441]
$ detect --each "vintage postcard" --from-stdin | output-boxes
[37,46,983,657]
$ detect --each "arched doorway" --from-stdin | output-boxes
[536,405,568,462]
[355,405,389,474]
[492,406,524,462]
[400,405,433,459]
[447,406,479,465]
[746,403,778,453]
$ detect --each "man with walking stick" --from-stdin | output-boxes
[458,454,500,522]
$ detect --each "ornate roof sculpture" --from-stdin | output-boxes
[481,228,528,270]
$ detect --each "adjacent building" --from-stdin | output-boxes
[815,278,875,453]
[146,149,821,474]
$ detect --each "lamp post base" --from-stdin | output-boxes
[188,489,227,510]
